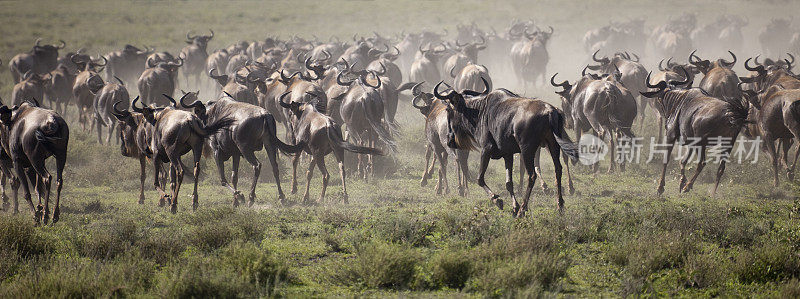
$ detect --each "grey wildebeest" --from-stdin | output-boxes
[640,75,752,196]
[178,93,304,206]
[443,37,486,85]
[587,51,647,127]
[93,76,130,144]
[435,80,578,217]
[72,55,108,131]
[335,68,396,180]
[145,52,177,69]
[110,99,158,205]
[9,39,65,83]
[689,50,741,99]
[280,93,384,203]
[207,68,258,105]
[409,43,447,90]
[105,45,153,86]
[43,64,75,114]
[180,29,214,88]
[129,96,231,213]
[453,63,492,93]
[138,58,183,106]
[0,102,68,225]
[740,84,800,187]
[510,26,553,89]
[551,70,636,173]
[11,71,48,106]
[410,82,471,196]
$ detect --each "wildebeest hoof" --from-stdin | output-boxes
[420,179,428,187]
[170,204,178,214]
[568,184,575,195]
[52,209,60,224]
[787,170,794,181]
[657,185,665,195]
[491,195,503,210]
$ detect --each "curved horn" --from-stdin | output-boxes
[392,45,400,56]
[689,49,701,64]
[34,38,41,47]
[187,30,196,40]
[208,29,214,38]
[131,96,144,113]
[112,100,128,118]
[550,73,569,88]
[667,57,675,68]
[582,65,589,77]
[433,80,449,99]
[362,71,381,88]
[94,55,108,66]
[754,55,762,66]
[592,49,602,62]
[744,58,762,72]
[631,53,640,62]
[479,77,490,95]
[57,40,66,49]
[645,71,660,88]
[278,91,292,108]
[786,57,794,72]
[658,59,666,71]
[411,94,426,109]
[723,50,737,66]
[669,66,691,86]
[455,39,467,48]
[336,70,352,86]
[375,62,386,76]
[787,53,796,66]
[411,81,425,96]
[179,92,202,108]
[450,64,457,78]
[321,49,332,61]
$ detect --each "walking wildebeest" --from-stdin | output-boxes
[9,39,65,83]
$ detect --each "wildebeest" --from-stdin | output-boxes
[180,29,214,88]
[689,50,740,99]
[138,59,183,106]
[587,51,647,126]
[145,52,177,69]
[551,70,636,173]
[110,99,157,204]
[453,63,492,93]
[334,68,396,179]
[740,84,800,187]
[129,96,230,213]
[178,94,304,206]
[443,36,486,84]
[409,43,446,90]
[11,71,48,106]
[510,26,553,89]
[72,55,108,130]
[105,45,153,86]
[436,79,578,217]
[9,39,65,83]
[0,102,69,225]
[43,64,75,114]
[410,82,471,196]
[207,68,258,104]
[640,75,752,196]
[280,93,383,203]
[93,76,130,144]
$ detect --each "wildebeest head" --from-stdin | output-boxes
[186,29,214,49]
[550,73,574,128]
[738,57,769,86]
[71,54,107,72]
[31,38,66,70]
[178,91,207,121]
[156,58,183,75]
[454,36,486,62]
[689,50,736,74]
[738,82,765,111]
[278,90,310,118]
[111,99,139,157]
[409,82,435,114]
[0,103,19,127]
[303,50,332,80]
[130,94,164,124]
[434,78,490,150]
[523,26,554,43]
[85,73,105,94]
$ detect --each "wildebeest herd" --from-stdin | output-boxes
[3,14,800,225]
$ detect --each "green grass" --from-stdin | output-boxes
[1,0,800,297]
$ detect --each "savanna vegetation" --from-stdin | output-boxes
[1,0,799,297]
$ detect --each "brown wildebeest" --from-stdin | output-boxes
[740,83,800,186]
[207,68,258,105]
[138,58,183,106]
[105,45,153,86]
[93,76,130,144]
[0,102,68,225]
[280,92,383,203]
[178,93,304,206]
[510,26,553,89]
[9,39,65,83]
[689,50,740,99]
[72,55,108,131]
[641,75,752,196]
[44,64,75,115]
[130,96,231,213]
[409,43,447,90]
[180,29,214,88]
[435,80,578,217]
[11,71,48,106]
[588,50,648,127]
[111,99,159,204]
[453,63,492,93]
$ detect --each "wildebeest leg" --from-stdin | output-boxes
[168,152,185,214]
[562,152,574,195]
[456,150,470,197]
[230,155,243,205]
[436,150,450,194]
[29,156,52,225]
[503,156,519,214]
[191,147,201,211]
[333,147,348,203]
[138,157,146,204]
[106,122,116,145]
[420,146,433,187]
[96,118,104,145]
[14,161,38,224]
[264,144,287,204]
[1,171,7,210]
[152,154,169,207]
[678,150,693,191]
[657,138,676,195]
[711,150,731,197]
[241,151,261,207]
[290,154,300,194]
[681,146,707,193]
[316,155,330,203]
[302,156,317,203]
[477,149,502,210]
[764,135,780,187]
[432,149,444,194]
[517,149,537,218]
[533,149,549,193]
[214,150,235,198]
[787,138,800,181]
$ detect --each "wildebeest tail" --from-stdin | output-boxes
[35,119,66,154]
[548,108,579,162]
[361,99,398,153]
[261,114,305,155]
[199,117,236,136]
[721,95,750,129]
[327,121,384,155]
